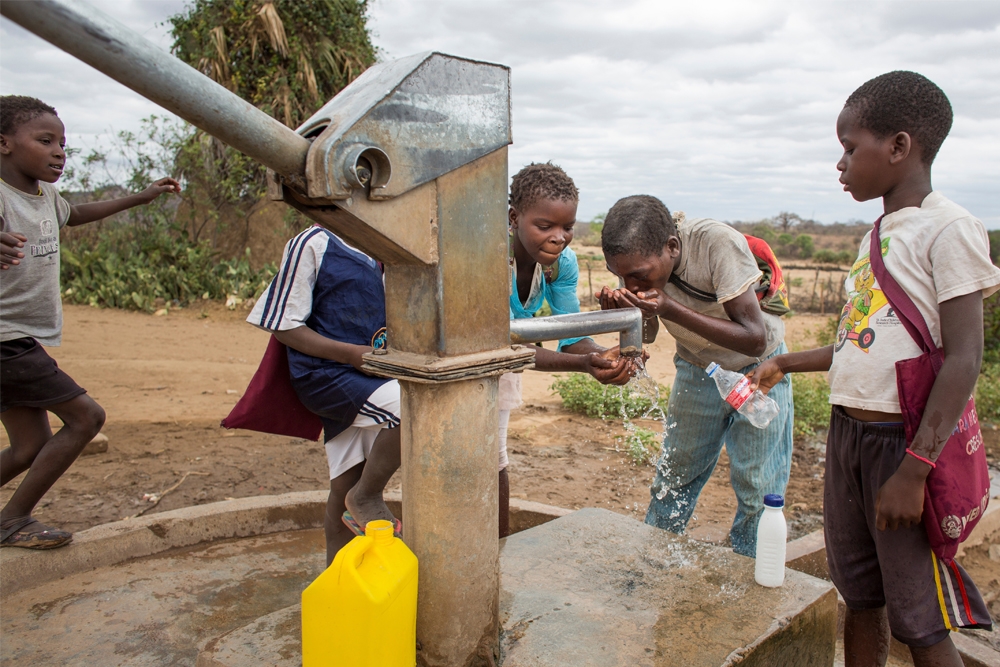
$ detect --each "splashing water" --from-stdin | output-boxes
[610,358,668,467]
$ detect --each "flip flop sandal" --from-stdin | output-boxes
[0,516,73,550]
[342,511,403,539]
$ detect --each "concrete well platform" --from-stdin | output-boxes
[1,500,836,666]
[499,508,836,666]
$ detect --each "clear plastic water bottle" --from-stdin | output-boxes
[705,362,779,429]
[755,494,787,587]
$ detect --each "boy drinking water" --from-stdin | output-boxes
[596,197,794,557]
[1,95,179,549]
[751,72,997,665]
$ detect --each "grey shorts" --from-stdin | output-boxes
[824,406,992,647]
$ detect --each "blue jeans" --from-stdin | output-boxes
[645,342,794,557]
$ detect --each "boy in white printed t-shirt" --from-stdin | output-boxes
[752,72,998,666]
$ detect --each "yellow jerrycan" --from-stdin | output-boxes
[302,519,418,667]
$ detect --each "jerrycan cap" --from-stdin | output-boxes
[764,494,784,508]
[705,362,720,376]
[365,519,395,544]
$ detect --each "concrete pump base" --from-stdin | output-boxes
[498,508,837,667]
[1,497,836,667]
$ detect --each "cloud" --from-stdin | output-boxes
[2,0,997,227]
[0,0,186,151]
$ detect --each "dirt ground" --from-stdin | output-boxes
[1,301,830,540]
[3,300,998,639]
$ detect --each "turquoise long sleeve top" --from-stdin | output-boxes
[508,246,587,352]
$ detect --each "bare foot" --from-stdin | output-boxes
[343,484,396,530]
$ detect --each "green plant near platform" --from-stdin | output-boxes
[791,373,832,438]
[550,373,670,420]
[620,426,658,466]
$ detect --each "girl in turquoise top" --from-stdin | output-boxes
[499,163,637,536]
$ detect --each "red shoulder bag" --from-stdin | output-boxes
[869,217,990,564]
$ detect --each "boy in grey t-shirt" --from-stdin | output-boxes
[0,95,178,549]
[597,195,794,557]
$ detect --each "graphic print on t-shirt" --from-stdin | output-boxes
[835,237,898,353]
[30,217,59,259]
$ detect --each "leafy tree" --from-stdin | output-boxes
[166,0,377,252]
[169,0,375,129]
[794,233,814,259]
[772,211,804,232]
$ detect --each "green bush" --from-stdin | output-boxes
[550,373,669,420]
[792,373,832,438]
[837,250,856,266]
[619,426,659,466]
[61,224,276,312]
[794,234,815,259]
[813,249,838,264]
[977,363,1000,426]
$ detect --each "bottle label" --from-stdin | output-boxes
[725,376,753,411]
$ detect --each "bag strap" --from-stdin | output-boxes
[868,216,936,355]
[669,273,717,302]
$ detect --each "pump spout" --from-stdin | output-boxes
[510,308,644,357]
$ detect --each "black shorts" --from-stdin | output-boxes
[0,337,87,412]
[824,406,992,647]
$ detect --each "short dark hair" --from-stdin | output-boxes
[509,162,579,212]
[0,95,58,136]
[602,195,677,257]
[844,71,952,164]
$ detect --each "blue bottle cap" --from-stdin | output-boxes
[764,494,784,508]
[705,362,720,376]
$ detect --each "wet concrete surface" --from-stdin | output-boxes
[0,529,324,667]
[499,508,837,667]
[2,510,836,666]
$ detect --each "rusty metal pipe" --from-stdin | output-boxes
[510,308,644,356]
[0,0,310,182]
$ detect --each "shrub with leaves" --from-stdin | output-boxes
[620,426,659,466]
[550,373,669,420]
[59,121,277,312]
[61,226,276,312]
[791,373,832,438]
[167,0,376,223]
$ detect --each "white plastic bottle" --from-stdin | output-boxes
[705,362,780,429]
[754,494,787,587]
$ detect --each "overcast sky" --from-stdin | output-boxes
[2,0,998,227]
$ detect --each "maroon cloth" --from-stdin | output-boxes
[221,335,323,441]
[870,217,990,564]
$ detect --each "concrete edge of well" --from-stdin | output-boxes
[0,490,572,597]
